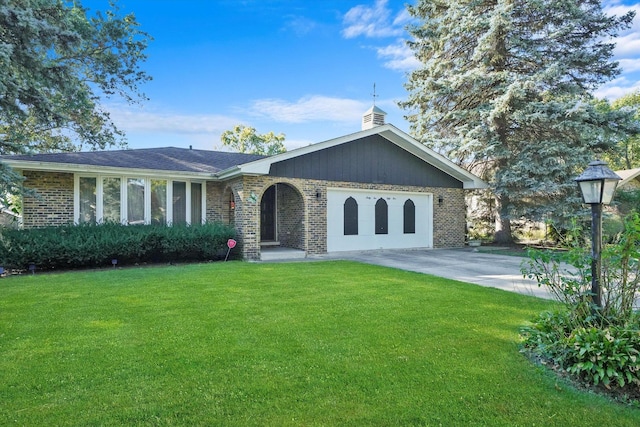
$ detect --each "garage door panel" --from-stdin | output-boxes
[327,188,432,252]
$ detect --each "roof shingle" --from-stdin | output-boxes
[0,147,267,174]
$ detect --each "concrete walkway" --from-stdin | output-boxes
[311,248,552,300]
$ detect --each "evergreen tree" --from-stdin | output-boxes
[400,0,635,242]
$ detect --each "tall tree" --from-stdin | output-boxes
[0,0,151,196]
[220,125,286,156]
[607,91,640,170]
[400,0,635,242]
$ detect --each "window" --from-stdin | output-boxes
[151,180,167,225]
[404,199,416,234]
[191,182,202,224]
[127,178,145,224]
[344,197,358,235]
[375,198,388,235]
[103,177,121,223]
[75,175,204,226]
[172,181,187,225]
[79,177,96,224]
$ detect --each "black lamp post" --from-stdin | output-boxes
[574,160,621,309]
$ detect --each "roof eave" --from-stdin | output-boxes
[615,168,640,186]
[2,159,217,180]
[376,127,488,189]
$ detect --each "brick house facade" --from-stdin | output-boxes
[22,170,74,228]
[3,123,486,261]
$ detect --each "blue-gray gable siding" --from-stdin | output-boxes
[268,134,463,188]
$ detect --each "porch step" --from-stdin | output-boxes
[261,247,306,261]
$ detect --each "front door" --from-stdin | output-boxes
[260,185,276,241]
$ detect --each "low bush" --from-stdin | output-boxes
[521,311,640,393]
[0,222,238,271]
[521,212,640,402]
[565,325,640,389]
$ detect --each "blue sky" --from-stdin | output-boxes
[84,0,640,151]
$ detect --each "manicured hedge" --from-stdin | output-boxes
[0,222,239,271]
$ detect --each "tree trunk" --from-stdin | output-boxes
[495,215,513,244]
[489,22,513,245]
[494,195,514,244]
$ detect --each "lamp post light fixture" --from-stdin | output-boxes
[574,160,621,309]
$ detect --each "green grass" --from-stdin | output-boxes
[1,261,638,426]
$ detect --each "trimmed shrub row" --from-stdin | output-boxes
[0,222,239,271]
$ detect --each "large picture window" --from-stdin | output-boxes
[103,177,121,223]
[151,180,167,225]
[173,181,187,225]
[79,177,96,224]
[127,178,145,224]
[75,175,204,226]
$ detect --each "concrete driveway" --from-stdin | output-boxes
[313,248,552,300]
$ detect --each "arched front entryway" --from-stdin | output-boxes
[259,183,305,251]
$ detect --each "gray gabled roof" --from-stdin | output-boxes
[218,124,488,189]
[1,147,267,174]
[0,126,487,189]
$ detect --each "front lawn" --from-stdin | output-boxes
[1,261,638,426]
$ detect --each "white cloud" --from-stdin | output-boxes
[248,95,369,123]
[284,138,315,150]
[283,15,317,37]
[342,0,403,39]
[341,1,418,74]
[594,76,640,100]
[602,2,640,56]
[595,2,640,99]
[109,108,240,134]
[618,57,640,73]
[376,40,420,71]
[613,31,640,58]
[392,8,413,27]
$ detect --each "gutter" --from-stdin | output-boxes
[2,159,218,181]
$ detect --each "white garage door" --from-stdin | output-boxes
[327,188,433,252]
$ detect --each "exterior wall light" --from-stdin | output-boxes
[574,160,621,308]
